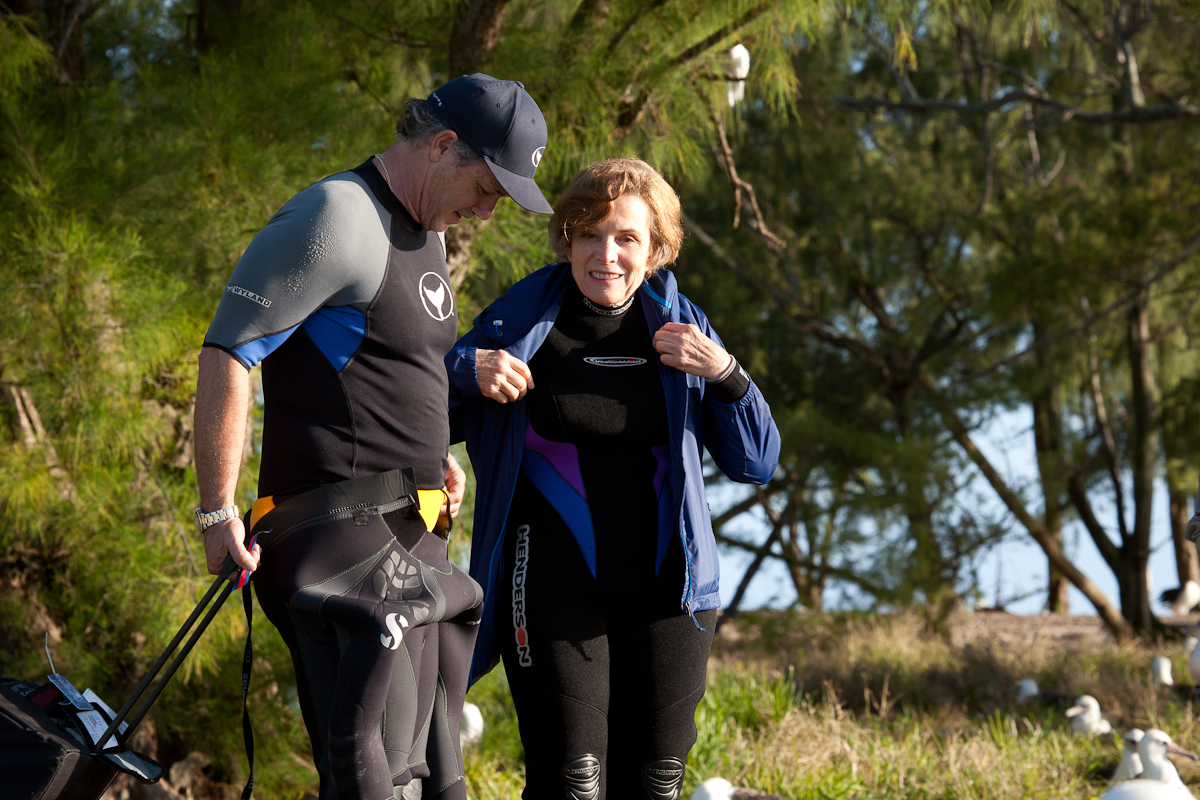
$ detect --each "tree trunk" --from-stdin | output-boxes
[1124,292,1159,633]
[1031,322,1070,612]
[195,0,244,54]
[1157,335,1200,593]
[1170,483,1200,588]
[934,392,1132,639]
[449,0,511,77]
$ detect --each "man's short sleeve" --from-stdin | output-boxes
[204,172,392,368]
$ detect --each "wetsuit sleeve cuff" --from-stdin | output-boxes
[706,355,751,404]
[448,346,482,398]
[202,342,252,370]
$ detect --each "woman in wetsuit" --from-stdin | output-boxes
[446,159,780,800]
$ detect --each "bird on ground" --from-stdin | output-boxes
[1015,678,1040,705]
[459,702,484,750]
[1066,695,1113,736]
[690,777,791,800]
[1112,729,1146,782]
[1187,632,1200,687]
[1162,582,1200,616]
[726,44,750,107]
[1154,656,1176,687]
[1100,729,1197,799]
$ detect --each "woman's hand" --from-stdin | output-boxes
[443,452,465,517]
[476,349,535,403]
[652,322,732,380]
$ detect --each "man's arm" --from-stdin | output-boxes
[195,346,260,575]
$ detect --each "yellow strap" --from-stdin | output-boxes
[416,490,446,533]
[249,496,276,530]
[250,491,444,533]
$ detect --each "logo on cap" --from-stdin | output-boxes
[531,147,545,168]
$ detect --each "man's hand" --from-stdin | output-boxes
[444,453,466,518]
[202,516,261,575]
[476,349,534,403]
[652,322,732,380]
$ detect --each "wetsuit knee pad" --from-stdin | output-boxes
[560,754,601,800]
[641,757,685,800]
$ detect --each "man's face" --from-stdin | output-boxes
[422,152,508,233]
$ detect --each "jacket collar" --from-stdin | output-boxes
[473,263,681,344]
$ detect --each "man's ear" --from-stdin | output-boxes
[428,129,459,163]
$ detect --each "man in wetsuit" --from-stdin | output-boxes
[193,74,554,800]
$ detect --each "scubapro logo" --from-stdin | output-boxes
[419,272,455,322]
[531,147,545,168]
[227,285,271,307]
[380,613,409,651]
[511,524,532,666]
[583,356,646,367]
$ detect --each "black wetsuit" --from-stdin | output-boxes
[496,284,746,800]
[203,161,480,800]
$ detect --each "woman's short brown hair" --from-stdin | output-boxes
[548,158,683,275]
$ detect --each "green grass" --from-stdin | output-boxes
[461,611,1200,799]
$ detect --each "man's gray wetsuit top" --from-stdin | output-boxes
[202,160,482,800]
[204,159,457,498]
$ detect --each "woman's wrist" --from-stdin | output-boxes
[711,353,737,382]
[707,354,751,403]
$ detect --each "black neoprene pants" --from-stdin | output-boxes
[498,474,716,800]
[251,473,483,800]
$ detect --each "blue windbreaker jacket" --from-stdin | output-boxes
[446,263,781,686]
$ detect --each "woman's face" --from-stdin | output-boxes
[569,194,654,307]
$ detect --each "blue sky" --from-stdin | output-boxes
[716,407,1190,617]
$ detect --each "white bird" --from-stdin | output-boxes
[690,777,790,800]
[1101,729,1197,799]
[693,778,735,800]
[1066,695,1113,736]
[726,44,750,107]
[1154,656,1176,687]
[459,701,484,750]
[1163,582,1200,616]
[1113,729,1145,782]
[1190,640,1200,686]
[1015,678,1040,705]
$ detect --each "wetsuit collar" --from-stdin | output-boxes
[353,159,423,233]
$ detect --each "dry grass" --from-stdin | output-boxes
[464,609,1200,799]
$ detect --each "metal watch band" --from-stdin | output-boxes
[195,504,240,534]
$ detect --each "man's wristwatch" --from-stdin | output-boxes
[195,505,240,534]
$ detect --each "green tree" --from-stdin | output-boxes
[682,0,1200,637]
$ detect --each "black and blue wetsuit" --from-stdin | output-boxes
[496,282,748,800]
[203,160,481,800]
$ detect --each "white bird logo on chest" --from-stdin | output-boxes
[418,272,455,321]
[424,283,445,312]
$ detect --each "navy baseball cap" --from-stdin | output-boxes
[428,73,554,214]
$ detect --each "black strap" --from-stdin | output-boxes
[239,583,255,798]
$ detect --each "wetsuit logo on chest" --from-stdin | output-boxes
[583,356,647,367]
[511,524,533,667]
[419,272,455,322]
